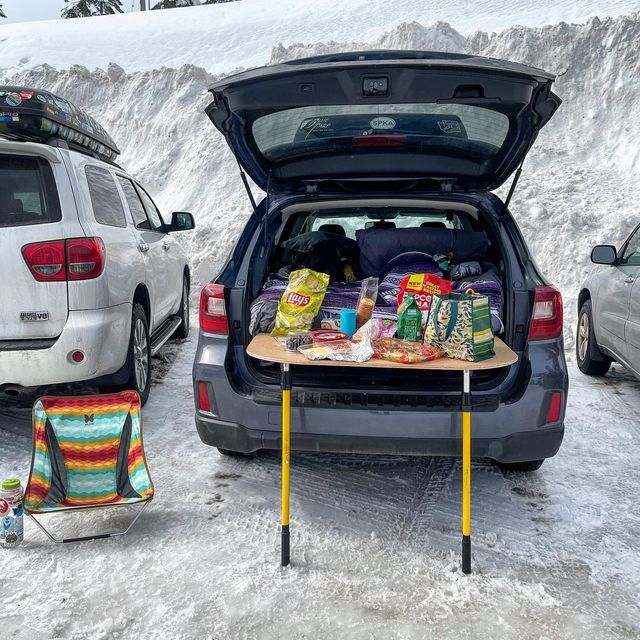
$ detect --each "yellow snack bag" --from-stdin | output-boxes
[271,268,330,336]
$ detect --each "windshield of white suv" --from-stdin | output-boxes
[0,155,61,228]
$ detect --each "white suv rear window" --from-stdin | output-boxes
[0,154,61,228]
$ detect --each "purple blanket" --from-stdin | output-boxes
[249,260,504,335]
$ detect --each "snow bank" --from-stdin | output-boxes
[0,0,637,74]
[2,11,639,346]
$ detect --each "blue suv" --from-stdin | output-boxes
[192,51,567,472]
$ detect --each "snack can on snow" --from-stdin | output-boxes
[0,478,24,548]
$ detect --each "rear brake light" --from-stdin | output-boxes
[353,135,406,147]
[546,391,562,423]
[528,286,563,341]
[67,238,105,280]
[22,241,66,281]
[22,238,105,282]
[197,381,212,412]
[199,284,228,335]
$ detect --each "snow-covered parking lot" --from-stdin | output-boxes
[1,337,639,639]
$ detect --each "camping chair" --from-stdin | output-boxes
[24,391,154,543]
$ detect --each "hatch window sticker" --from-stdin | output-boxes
[438,119,462,134]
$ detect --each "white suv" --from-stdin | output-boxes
[0,88,193,404]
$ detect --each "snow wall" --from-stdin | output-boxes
[3,12,639,348]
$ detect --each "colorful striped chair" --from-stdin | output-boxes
[24,391,154,543]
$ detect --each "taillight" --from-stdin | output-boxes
[67,238,105,280]
[22,238,106,282]
[22,241,66,281]
[199,284,228,335]
[528,286,563,341]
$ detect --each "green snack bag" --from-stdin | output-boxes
[397,294,422,342]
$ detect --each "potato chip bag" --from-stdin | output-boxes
[271,268,330,336]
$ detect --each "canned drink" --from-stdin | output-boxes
[0,478,24,548]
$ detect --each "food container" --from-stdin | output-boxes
[310,330,349,343]
[285,329,312,352]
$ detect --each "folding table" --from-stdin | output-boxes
[247,334,518,574]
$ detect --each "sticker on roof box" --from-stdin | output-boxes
[370,116,396,130]
[19,90,34,101]
[5,92,22,107]
[0,112,20,122]
[438,119,462,134]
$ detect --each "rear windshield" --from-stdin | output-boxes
[252,104,510,164]
[0,154,62,228]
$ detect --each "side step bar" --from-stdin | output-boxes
[150,315,182,356]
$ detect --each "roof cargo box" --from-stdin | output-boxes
[0,86,119,162]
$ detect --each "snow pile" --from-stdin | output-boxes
[2,10,640,345]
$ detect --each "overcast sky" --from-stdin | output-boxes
[0,0,140,23]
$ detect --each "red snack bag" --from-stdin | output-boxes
[397,273,452,313]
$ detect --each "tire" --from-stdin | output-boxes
[497,459,544,473]
[217,448,255,459]
[172,275,190,340]
[124,303,152,405]
[576,300,611,376]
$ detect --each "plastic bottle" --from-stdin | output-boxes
[0,478,24,548]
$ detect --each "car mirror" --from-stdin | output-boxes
[591,245,617,265]
[168,211,195,232]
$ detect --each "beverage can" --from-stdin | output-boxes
[1,478,24,548]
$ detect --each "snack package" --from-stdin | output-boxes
[372,338,444,364]
[397,294,422,342]
[356,277,379,329]
[352,317,397,343]
[397,273,453,316]
[271,268,330,336]
[298,339,374,362]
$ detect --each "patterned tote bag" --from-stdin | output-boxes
[424,289,495,362]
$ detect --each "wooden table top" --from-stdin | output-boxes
[247,334,518,371]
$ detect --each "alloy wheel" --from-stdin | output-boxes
[134,317,149,392]
[577,312,590,362]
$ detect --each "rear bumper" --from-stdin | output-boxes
[193,334,568,463]
[0,304,131,387]
[195,412,564,462]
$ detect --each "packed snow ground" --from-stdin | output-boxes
[1,336,639,639]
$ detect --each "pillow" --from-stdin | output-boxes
[356,227,488,276]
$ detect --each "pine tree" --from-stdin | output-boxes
[0,5,6,18]
[151,0,197,8]
[61,0,124,19]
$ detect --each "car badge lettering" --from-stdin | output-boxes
[20,311,49,322]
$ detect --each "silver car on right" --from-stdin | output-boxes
[577,222,640,377]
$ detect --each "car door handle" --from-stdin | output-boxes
[624,276,635,285]
[138,242,149,253]
[162,241,170,251]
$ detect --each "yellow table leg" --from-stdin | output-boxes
[281,363,291,566]
[462,369,472,574]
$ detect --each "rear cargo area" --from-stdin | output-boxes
[240,198,514,394]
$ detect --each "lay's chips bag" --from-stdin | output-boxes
[271,268,330,336]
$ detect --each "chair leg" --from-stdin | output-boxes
[27,501,150,543]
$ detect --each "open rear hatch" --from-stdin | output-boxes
[206,50,561,193]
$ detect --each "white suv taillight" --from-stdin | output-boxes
[199,284,228,335]
[67,238,105,280]
[528,286,563,341]
[22,238,105,282]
